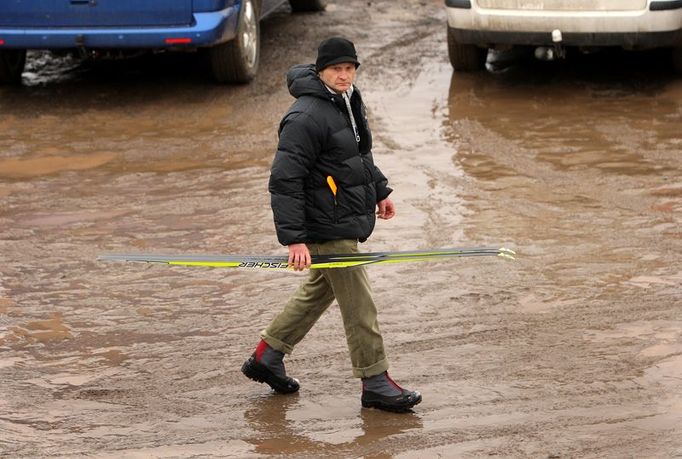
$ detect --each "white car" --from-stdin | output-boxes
[445,0,682,71]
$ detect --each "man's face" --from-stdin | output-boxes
[319,62,357,93]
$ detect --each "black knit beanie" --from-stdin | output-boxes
[315,37,360,71]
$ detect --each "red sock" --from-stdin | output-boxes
[255,339,269,362]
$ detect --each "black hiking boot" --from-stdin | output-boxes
[361,371,421,413]
[361,388,422,413]
[241,340,300,394]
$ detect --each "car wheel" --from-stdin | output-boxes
[207,0,259,84]
[0,49,26,85]
[447,26,486,72]
[289,0,327,12]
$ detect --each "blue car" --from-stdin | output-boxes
[0,0,326,84]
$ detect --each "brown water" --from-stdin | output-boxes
[1,0,681,457]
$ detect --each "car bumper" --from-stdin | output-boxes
[446,1,682,48]
[448,28,682,48]
[0,7,239,49]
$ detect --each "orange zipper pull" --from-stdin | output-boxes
[326,176,337,198]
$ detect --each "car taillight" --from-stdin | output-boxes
[165,38,192,44]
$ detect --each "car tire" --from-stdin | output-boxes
[289,0,327,13]
[0,49,26,85]
[447,26,486,72]
[207,0,260,84]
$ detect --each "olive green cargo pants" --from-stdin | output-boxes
[261,239,389,378]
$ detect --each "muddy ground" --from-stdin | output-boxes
[1,0,681,457]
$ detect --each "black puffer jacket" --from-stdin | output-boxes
[269,64,392,246]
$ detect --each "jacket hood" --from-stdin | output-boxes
[287,64,330,100]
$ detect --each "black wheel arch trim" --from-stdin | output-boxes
[445,0,471,9]
[650,0,682,11]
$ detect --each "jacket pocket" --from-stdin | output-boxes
[331,187,339,224]
[326,175,339,223]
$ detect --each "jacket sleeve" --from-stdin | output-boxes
[370,157,393,202]
[269,112,323,246]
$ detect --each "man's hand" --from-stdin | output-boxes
[376,198,395,220]
[288,243,311,271]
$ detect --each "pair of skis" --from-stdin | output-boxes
[98,246,515,270]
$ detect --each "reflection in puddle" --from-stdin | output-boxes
[446,72,680,176]
[243,394,422,455]
[364,61,467,248]
[442,65,681,300]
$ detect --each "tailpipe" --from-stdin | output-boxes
[534,29,566,61]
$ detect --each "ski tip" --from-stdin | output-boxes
[497,247,516,260]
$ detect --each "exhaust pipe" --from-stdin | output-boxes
[534,29,566,61]
[534,46,555,61]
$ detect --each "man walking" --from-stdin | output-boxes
[241,37,421,413]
